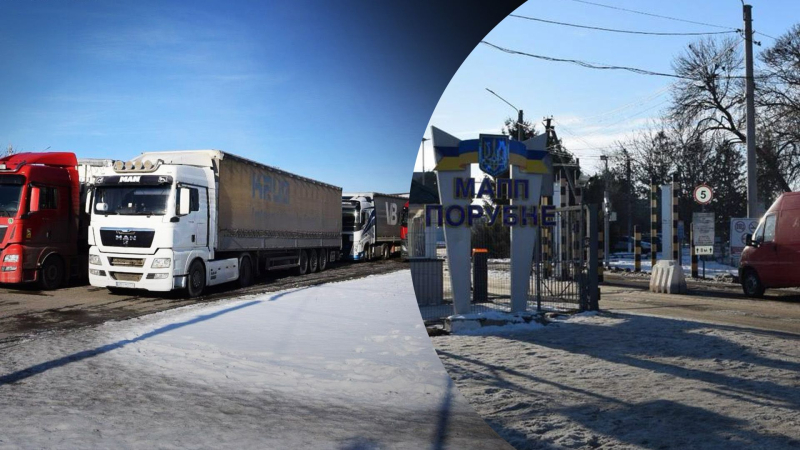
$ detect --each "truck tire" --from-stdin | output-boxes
[381,244,389,260]
[238,255,254,288]
[309,249,319,273]
[295,250,309,275]
[318,249,328,272]
[363,245,371,261]
[741,269,765,298]
[38,255,64,290]
[186,260,206,298]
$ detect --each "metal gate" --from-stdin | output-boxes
[411,204,599,321]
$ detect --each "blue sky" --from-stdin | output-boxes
[416,0,800,175]
[1,0,499,193]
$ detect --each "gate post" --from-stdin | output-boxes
[691,228,699,279]
[587,204,600,311]
[634,226,641,273]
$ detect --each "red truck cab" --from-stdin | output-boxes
[0,152,84,289]
[740,192,800,297]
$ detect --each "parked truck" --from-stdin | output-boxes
[0,152,110,289]
[87,150,342,297]
[341,192,406,260]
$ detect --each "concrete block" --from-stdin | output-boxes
[649,260,687,294]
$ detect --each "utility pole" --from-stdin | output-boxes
[600,155,610,268]
[743,3,759,218]
[517,109,524,141]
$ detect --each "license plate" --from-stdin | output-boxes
[116,282,135,288]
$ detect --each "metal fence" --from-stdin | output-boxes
[411,205,596,322]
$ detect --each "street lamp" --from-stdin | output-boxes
[485,88,523,141]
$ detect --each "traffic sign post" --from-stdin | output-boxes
[693,212,715,278]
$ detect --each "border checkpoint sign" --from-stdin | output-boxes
[430,127,553,314]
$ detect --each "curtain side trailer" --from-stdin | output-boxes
[88,150,342,297]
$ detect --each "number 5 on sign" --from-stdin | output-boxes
[693,184,713,205]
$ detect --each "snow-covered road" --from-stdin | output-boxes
[434,312,800,449]
[0,271,511,449]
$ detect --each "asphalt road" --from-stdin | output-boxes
[0,259,407,343]
[601,273,800,335]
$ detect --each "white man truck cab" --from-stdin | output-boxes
[341,192,406,261]
[88,150,342,297]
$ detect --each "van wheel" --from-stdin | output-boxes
[186,260,206,298]
[381,244,389,260]
[742,269,765,298]
[238,255,253,288]
[318,249,328,272]
[38,256,65,290]
[295,250,309,275]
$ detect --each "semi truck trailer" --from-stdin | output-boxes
[87,150,342,297]
[341,192,406,260]
[0,152,110,289]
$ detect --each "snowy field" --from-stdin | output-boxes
[434,312,800,449]
[609,248,738,277]
[0,271,511,449]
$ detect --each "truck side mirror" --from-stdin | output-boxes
[178,187,191,216]
[29,186,41,213]
[84,187,93,215]
[745,233,754,247]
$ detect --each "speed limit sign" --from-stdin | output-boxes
[693,184,713,205]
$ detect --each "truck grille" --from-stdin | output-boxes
[111,272,142,282]
[100,228,155,248]
[109,257,145,267]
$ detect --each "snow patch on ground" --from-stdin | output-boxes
[434,311,800,449]
[0,271,511,449]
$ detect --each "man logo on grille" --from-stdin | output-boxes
[478,134,510,178]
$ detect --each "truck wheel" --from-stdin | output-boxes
[309,249,319,273]
[295,250,309,275]
[186,260,206,298]
[238,255,254,288]
[381,244,389,260]
[38,256,64,290]
[741,269,765,298]
[318,249,328,272]
[363,245,371,261]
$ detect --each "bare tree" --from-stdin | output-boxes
[670,37,792,193]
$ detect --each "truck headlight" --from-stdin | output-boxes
[3,254,19,263]
[151,258,171,268]
[89,269,106,276]
[89,255,101,265]
[2,266,17,272]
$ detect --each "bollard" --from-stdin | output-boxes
[691,228,699,279]
[634,226,641,273]
[472,248,488,303]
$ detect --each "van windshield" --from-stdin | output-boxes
[0,183,23,217]
[94,186,170,216]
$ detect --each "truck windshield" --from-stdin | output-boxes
[0,184,23,217]
[94,186,170,216]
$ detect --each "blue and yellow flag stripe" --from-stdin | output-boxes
[435,139,549,174]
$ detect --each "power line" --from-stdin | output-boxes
[568,0,738,31]
[755,31,778,40]
[509,14,739,36]
[480,41,689,79]
[481,40,766,81]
